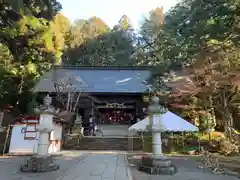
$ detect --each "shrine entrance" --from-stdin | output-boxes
[97,102,136,125]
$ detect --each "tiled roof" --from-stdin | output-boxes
[34,66,152,93]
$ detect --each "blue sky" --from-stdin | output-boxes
[58,0,178,28]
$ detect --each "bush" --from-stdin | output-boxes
[199,131,225,141]
[185,133,200,141]
[219,139,239,155]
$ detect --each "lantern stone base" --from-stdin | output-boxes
[20,155,59,173]
[138,156,177,175]
[0,126,5,132]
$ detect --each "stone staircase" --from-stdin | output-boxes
[63,125,143,151]
[63,137,129,151]
[99,125,129,137]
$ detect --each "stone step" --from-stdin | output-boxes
[99,125,129,137]
[63,137,129,151]
[69,147,128,151]
[63,136,143,151]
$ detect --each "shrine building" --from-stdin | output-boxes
[34,66,152,136]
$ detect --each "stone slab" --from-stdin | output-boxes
[91,163,107,175]
[88,176,102,180]
[102,165,116,178]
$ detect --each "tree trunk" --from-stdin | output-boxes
[221,89,233,138]
[203,96,211,143]
[73,92,81,112]
[0,111,4,126]
[66,92,71,111]
[69,94,73,112]
[209,95,216,129]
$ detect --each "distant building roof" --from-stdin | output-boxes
[34,66,152,93]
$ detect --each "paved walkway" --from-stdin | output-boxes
[57,153,131,180]
[0,151,132,180]
[1,151,240,180]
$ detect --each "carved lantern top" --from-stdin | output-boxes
[151,96,159,105]
[43,94,52,106]
[149,95,168,114]
[34,94,58,115]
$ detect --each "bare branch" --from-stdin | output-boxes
[53,77,85,113]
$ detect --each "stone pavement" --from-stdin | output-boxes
[130,156,240,180]
[131,167,240,180]
[1,151,239,180]
[56,153,132,180]
[0,151,132,180]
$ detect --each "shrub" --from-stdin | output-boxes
[185,133,200,141]
[219,139,239,155]
[199,131,225,141]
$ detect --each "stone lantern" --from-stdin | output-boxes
[139,76,177,175]
[148,96,167,156]
[138,95,177,175]
[21,94,59,172]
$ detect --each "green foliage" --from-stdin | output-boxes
[0,0,64,114]
[2,0,62,20]
[65,15,136,66]
[136,7,182,70]
[138,1,240,131]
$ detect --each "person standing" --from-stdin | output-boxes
[89,114,93,123]
[137,115,141,122]
[89,114,97,136]
[130,114,136,125]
